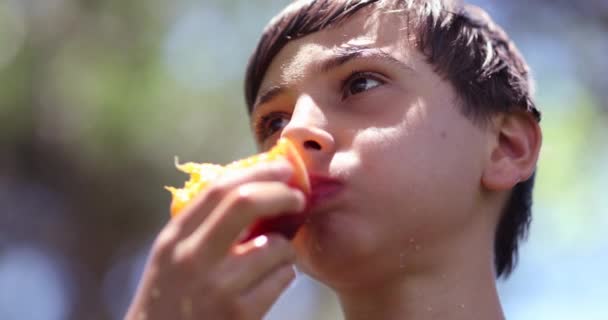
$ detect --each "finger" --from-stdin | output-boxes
[187,181,305,262]
[173,159,294,238]
[213,235,295,294]
[238,264,296,320]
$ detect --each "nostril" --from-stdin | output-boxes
[303,140,322,150]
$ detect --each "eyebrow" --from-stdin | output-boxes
[254,85,286,109]
[253,45,414,111]
[320,45,414,74]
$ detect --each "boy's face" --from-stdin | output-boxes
[251,7,494,287]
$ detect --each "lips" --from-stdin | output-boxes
[308,174,344,208]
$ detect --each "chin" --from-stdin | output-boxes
[292,211,379,288]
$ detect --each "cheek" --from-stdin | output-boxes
[352,122,424,190]
[351,118,484,238]
[349,126,413,199]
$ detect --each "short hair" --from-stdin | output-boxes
[244,0,541,278]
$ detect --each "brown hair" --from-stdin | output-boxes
[244,0,541,278]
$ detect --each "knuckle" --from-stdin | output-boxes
[152,226,178,260]
[230,186,257,211]
[205,183,229,204]
[173,245,199,273]
[175,256,197,274]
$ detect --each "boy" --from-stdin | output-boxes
[127,0,542,319]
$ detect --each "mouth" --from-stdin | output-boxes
[240,174,344,242]
[308,173,344,210]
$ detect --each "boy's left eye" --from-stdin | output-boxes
[343,72,385,98]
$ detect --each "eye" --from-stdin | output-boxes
[342,72,385,98]
[254,112,291,142]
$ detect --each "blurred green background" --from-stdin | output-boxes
[0,0,606,319]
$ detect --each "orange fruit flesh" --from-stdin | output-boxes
[165,138,310,241]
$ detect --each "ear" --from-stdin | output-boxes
[481,111,542,191]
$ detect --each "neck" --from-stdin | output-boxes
[337,265,504,320]
[336,211,505,320]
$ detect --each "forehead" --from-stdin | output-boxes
[260,6,414,89]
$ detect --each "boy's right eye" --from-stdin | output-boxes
[254,112,291,142]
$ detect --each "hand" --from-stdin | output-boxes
[125,160,306,320]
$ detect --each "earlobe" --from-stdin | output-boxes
[481,112,542,191]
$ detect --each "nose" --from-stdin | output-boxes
[280,95,335,160]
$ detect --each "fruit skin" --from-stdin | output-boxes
[165,138,310,241]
